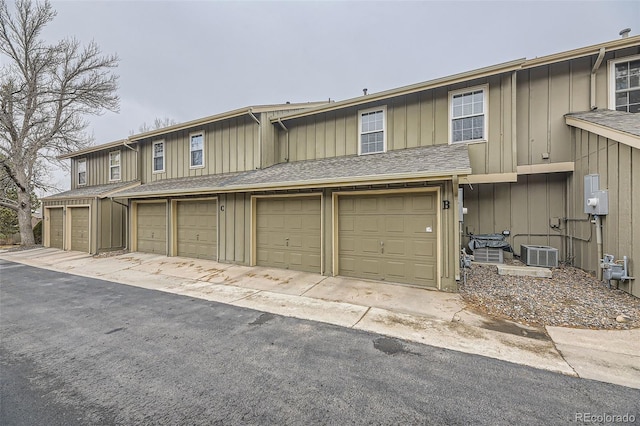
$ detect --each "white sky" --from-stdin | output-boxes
[31,1,640,192]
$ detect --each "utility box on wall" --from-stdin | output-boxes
[584,174,608,215]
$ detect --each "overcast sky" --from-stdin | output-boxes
[27,1,640,192]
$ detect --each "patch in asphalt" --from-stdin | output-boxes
[373,337,417,356]
[249,313,276,326]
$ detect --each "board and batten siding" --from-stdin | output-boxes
[139,116,260,183]
[99,198,126,251]
[276,74,516,175]
[516,46,640,167]
[70,148,137,189]
[217,193,251,264]
[43,197,126,254]
[568,129,640,297]
[462,173,567,257]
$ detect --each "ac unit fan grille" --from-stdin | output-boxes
[521,245,558,268]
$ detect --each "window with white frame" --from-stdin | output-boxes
[190,132,204,168]
[77,158,87,186]
[358,106,386,154]
[610,55,640,113]
[109,151,121,181]
[449,86,488,143]
[152,141,164,173]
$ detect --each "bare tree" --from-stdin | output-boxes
[0,0,119,245]
[130,116,178,135]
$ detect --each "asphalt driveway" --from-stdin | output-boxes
[2,260,638,425]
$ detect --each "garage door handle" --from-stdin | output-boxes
[196,234,199,241]
[380,241,384,254]
[285,237,289,247]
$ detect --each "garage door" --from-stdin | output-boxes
[70,207,90,252]
[338,192,438,288]
[137,203,166,254]
[49,208,64,249]
[256,197,321,273]
[176,200,217,260]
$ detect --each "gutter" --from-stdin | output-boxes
[112,169,472,199]
[271,59,525,123]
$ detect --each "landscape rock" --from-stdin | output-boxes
[460,262,640,330]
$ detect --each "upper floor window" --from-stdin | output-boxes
[153,141,165,173]
[190,132,204,168]
[449,85,488,143]
[358,106,386,155]
[610,55,640,113]
[109,151,121,181]
[77,158,87,186]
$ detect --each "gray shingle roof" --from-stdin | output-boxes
[566,110,640,137]
[43,181,140,200]
[114,144,471,198]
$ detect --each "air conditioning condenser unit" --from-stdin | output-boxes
[521,245,558,268]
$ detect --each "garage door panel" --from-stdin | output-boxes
[359,217,379,232]
[415,264,436,281]
[305,235,321,250]
[385,261,408,279]
[70,207,89,252]
[340,238,355,253]
[137,203,167,255]
[339,217,355,232]
[360,259,381,276]
[361,238,380,254]
[385,196,406,210]
[412,195,436,211]
[256,197,321,273]
[49,209,64,249]
[385,239,406,256]
[414,240,436,257]
[339,192,438,288]
[385,217,405,233]
[176,200,217,260]
[359,198,379,212]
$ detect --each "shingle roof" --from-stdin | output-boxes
[566,110,640,137]
[114,172,246,196]
[43,181,140,200]
[114,144,471,198]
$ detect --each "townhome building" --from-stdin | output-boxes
[43,35,640,297]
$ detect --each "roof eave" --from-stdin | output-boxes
[271,59,525,123]
[565,115,640,150]
[113,169,471,199]
[57,139,128,160]
[522,35,640,69]
[128,102,331,142]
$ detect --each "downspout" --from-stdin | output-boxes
[94,196,99,255]
[276,118,289,162]
[247,109,261,169]
[452,175,460,282]
[590,47,606,110]
[125,138,141,184]
[511,71,517,172]
[593,214,603,281]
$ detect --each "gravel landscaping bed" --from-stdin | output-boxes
[460,262,640,330]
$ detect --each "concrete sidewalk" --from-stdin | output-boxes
[2,247,638,389]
